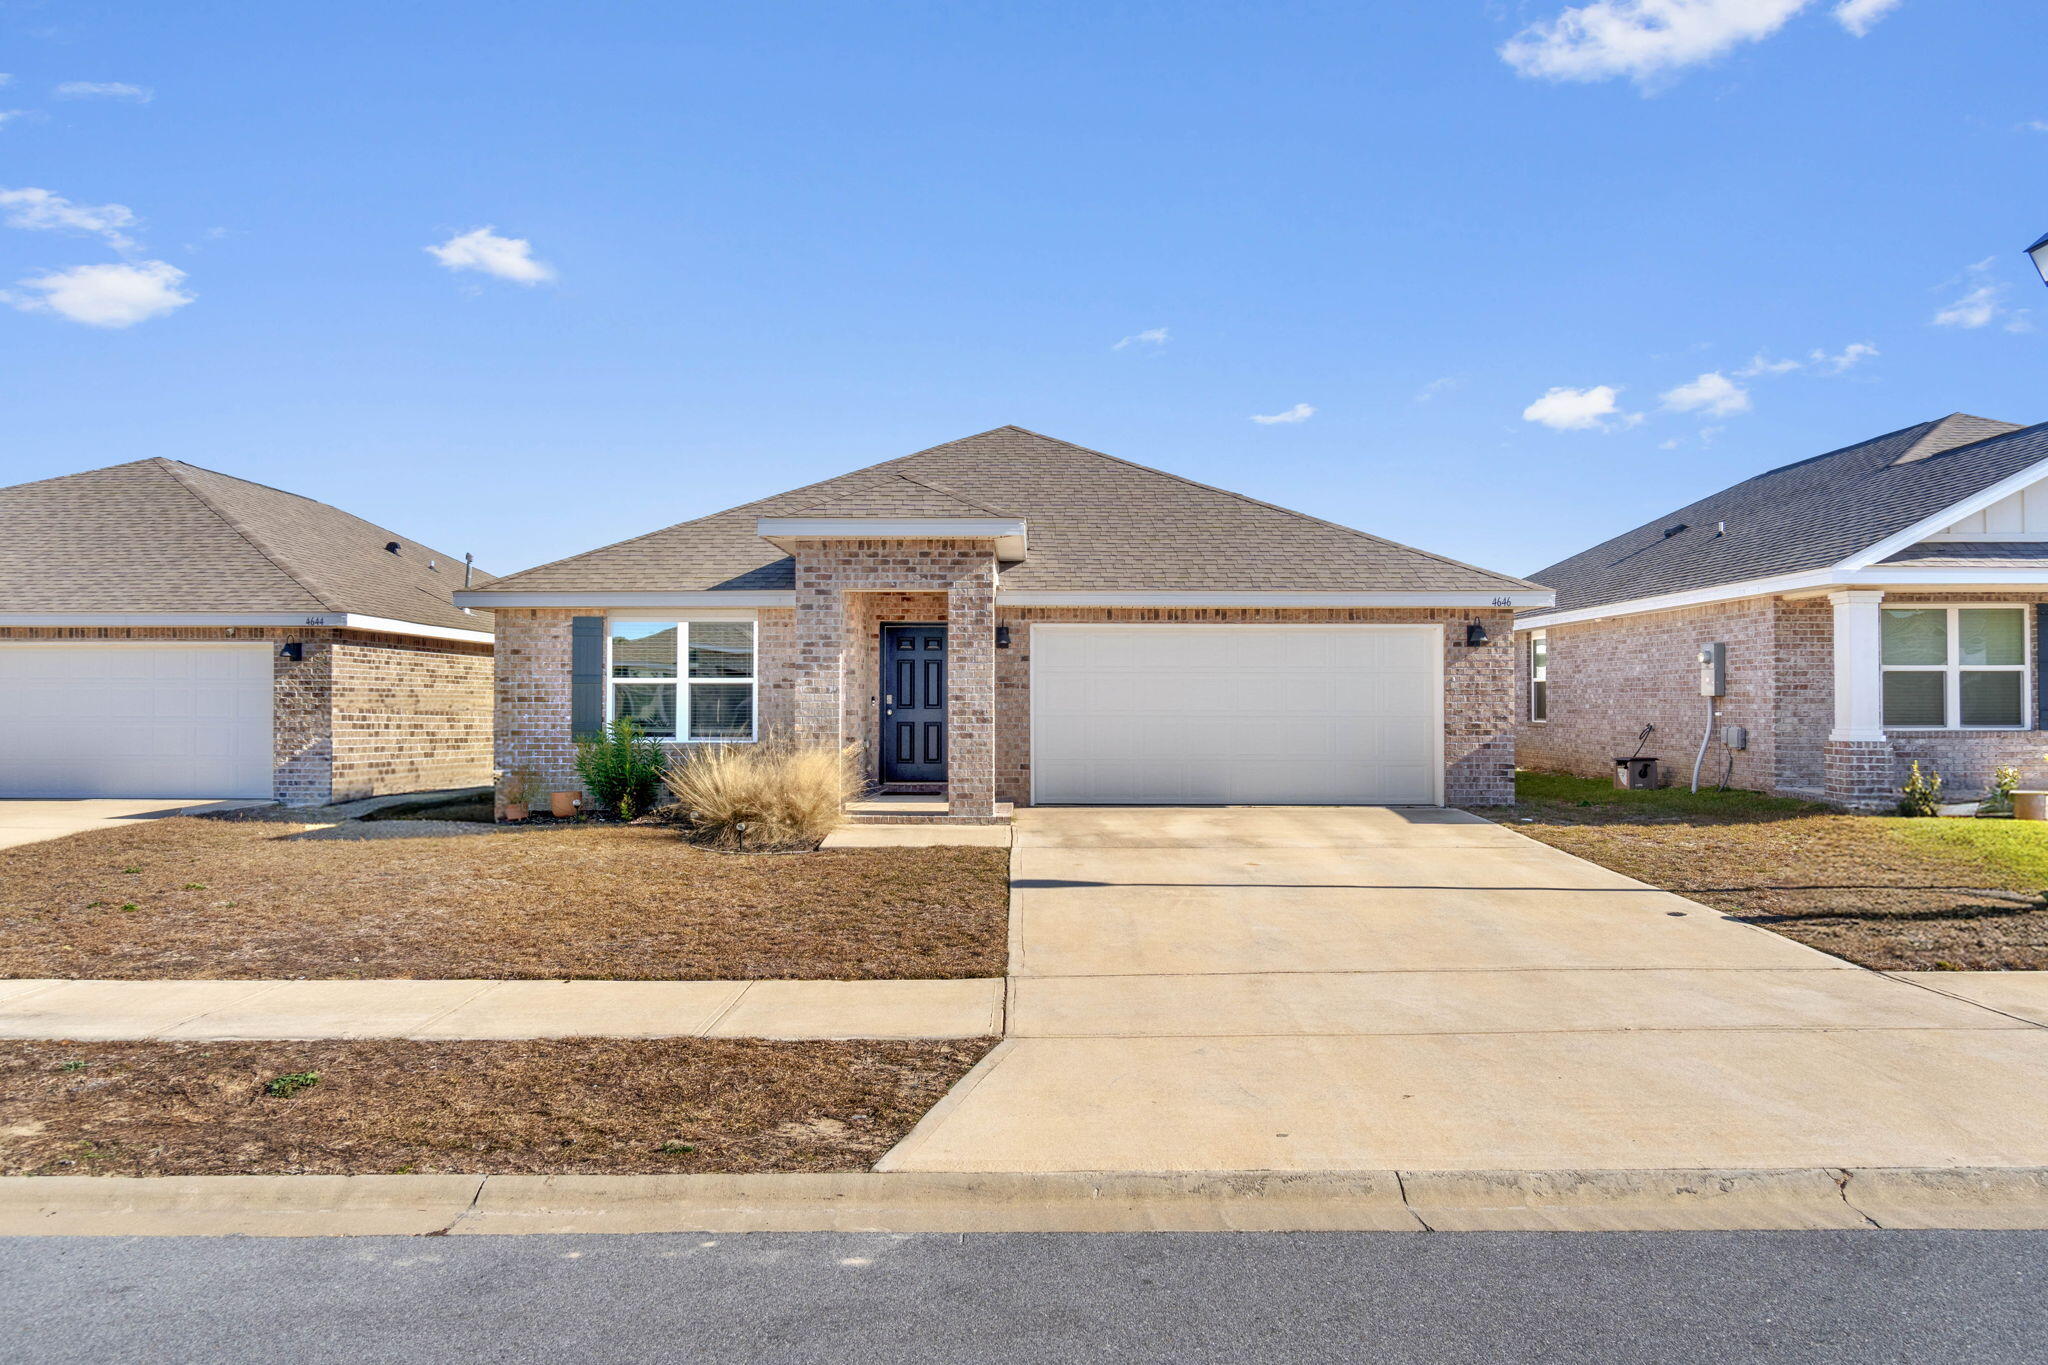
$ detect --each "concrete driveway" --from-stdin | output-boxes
[0,798,268,851]
[881,805,2048,1173]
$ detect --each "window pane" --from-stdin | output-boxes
[1531,634,1547,677]
[612,683,677,738]
[612,622,677,678]
[1961,671,2024,726]
[1532,679,1548,721]
[1881,610,1946,666]
[689,683,752,739]
[1959,609,2024,666]
[689,621,754,678]
[1882,671,1945,727]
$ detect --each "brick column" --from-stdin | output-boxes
[945,558,998,818]
[1824,589,1895,809]
[792,555,848,751]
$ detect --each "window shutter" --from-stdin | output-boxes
[571,616,605,740]
[2036,605,2047,730]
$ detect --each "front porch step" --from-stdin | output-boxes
[846,794,1013,826]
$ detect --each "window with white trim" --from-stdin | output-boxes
[1529,630,1548,722]
[1880,606,2028,729]
[609,620,757,741]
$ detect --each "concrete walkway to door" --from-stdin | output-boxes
[880,805,2048,1173]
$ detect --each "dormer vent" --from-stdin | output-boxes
[1661,523,1688,539]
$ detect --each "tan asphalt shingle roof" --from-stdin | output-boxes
[478,426,1537,595]
[0,458,494,631]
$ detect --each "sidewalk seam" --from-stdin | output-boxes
[699,983,756,1036]
[402,981,506,1038]
[143,980,293,1040]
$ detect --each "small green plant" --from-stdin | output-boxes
[59,1059,87,1073]
[575,719,666,819]
[119,902,138,912]
[265,1071,321,1099]
[1897,760,1944,818]
[183,883,207,891]
[1979,766,2022,818]
[659,1141,697,1154]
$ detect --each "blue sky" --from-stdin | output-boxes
[1,1,2042,581]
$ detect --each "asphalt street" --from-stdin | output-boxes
[3,1230,2044,1364]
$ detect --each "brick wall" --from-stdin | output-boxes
[0,623,492,806]
[994,606,1517,808]
[1514,598,1778,793]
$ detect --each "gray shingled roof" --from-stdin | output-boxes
[0,458,493,631]
[476,426,1538,595]
[1879,541,2048,568]
[1521,415,2048,619]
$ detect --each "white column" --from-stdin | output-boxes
[1828,589,1887,742]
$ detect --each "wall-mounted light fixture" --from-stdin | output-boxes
[278,642,304,662]
[995,624,1011,648]
[1465,621,1490,647]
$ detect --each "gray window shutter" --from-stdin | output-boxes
[2036,605,2047,730]
[571,616,605,740]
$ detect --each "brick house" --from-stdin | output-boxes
[457,427,1550,820]
[0,459,495,805]
[1514,414,2048,809]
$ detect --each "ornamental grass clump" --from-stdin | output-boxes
[574,720,666,819]
[664,738,860,850]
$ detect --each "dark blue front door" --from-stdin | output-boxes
[881,624,947,783]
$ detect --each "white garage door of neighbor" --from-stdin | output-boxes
[0,644,274,799]
[1029,625,1443,805]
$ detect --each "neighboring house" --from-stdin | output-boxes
[456,426,1551,819]
[0,459,496,805]
[1514,414,2048,809]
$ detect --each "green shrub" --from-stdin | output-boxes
[1979,765,2021,818]
[575,719,666,818]
[265,1071,320,1099]
[664,738,860,850]
[1897,760,1944,818]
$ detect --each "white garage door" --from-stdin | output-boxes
[1029,625,1442,805]
[0,644,274,799]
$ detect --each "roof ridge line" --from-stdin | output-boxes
[155,458,344,614]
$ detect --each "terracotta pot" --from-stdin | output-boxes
[550,791,581,819]
[502,802,530,823]
[2012,791,2048,822]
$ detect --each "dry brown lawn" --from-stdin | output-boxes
[0,1037,994,1176]
[0,817,1009,980]
[1496,773,2048,970]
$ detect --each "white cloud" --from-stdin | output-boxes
[7,260,192,327]
[1250,403,1316,425]
[1522,384,1631,431]
[54,81,152,103]
[1734,352,1801,377]
[1809,341,1878,373]
[0,186,139,251]
[1500,0,1811,86]
[1113,326,1169,350]
[1933,283,2003,329]
[426,226,555,285]
[1832,0,1900,35]
[0,111,25,129]
[1660,370,1752,416]
[1414,375,1464,402]
[2025,120,2048,134]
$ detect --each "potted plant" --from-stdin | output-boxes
[501,768,543,822]
[549,788,583,819]
[2014,755,2048,822]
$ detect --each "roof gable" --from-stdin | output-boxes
[1523,415,2046,617]
[478,426,1539,596]
[0,458,492,630]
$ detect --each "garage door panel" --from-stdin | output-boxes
[1031,626,1440,806]
[0,645,273,799]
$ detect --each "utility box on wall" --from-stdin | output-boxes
[1698,642,1727,697]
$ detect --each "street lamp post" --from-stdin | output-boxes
[2028,231,2048,290]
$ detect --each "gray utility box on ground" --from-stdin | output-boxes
[1613,756,1662,789]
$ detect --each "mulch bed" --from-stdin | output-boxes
[1497,796,2048,970]
[0,1037,995,1176]
[0,818,1009,980]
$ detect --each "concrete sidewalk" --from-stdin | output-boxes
[0,977,1002,1041]
[881,806,2048,1174]
[0,798,270,851]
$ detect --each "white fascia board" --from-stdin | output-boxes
[452,590,797,609]
[1842,454,2048,570]
[755,516,1028,560]
[998,590,1554,608]
[0,611,493,643]
[1513,563,2048,631]
[1843,568,2048,587]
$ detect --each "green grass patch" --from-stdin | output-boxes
[1891,819,2048,890]
[1507,770,1824,818]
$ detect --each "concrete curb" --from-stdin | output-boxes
[5,1167,2048,1236]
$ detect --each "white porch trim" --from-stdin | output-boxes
[998,590,1553,608]
[1828,589,1888,743]
[0,611,492,644]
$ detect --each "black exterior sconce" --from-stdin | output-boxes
[995,624,1011,648]
[278,641,304,662]
[1464,621,1490,648]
